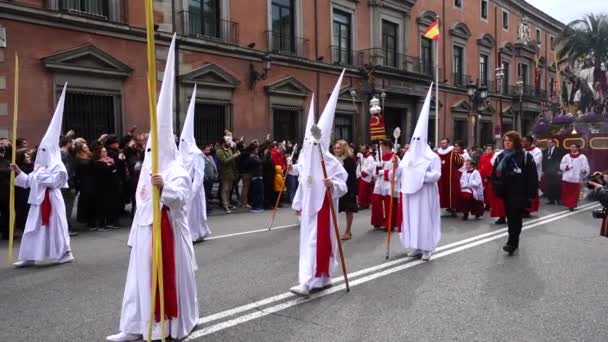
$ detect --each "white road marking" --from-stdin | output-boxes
[205,223,298,240]
[186,204,598,340]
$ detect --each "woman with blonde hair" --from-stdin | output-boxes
[334,140,358,240]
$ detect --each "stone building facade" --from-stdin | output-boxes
[0,0,563,147]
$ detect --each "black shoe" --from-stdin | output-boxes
[69,231,79,237]
[569,207,575,211]
[502,244,517,256]
[522,212,531,218]
[462,215,469,221]
[495,218,507,225]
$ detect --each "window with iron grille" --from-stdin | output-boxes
[334,114,353,142]
[195,103,226,145]
[480,121,493,146]
[60,0,109,19]
[273,108,299,143]
[62,91,118,143]
[271,0,295,53]
[481,0,488,19]
[454,119,467,144]
[519,63,529,88]
[479,54,489,86]
[536,29,541,45]
[333,9,352,65]
[502,62,510,94]
[421,37,433,75]
[382,20,398,68]
[188,0,220,38]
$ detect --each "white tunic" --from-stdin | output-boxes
[397,155,442,252]
[292,156,347,289]
[560,153,590,183]
[119,164,199,340]
[460,169,484,202]
[358,154,375,184]
[527,147,543,182]
[373,154,400,197]
[15,164,71,263]
[189,155,211,241]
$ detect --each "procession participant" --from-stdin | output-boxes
[370,139,400,230]
[522,135,543,217]
[11,84,74,267]
[106,36,199,342]
[179,85,211,242]
[357,145,375,209]
[489,149,507,224]
[478,145,495,210]
[436,138,464,216]
[492,131,538,255]
[542,139,564,204]
[460,160,484,220]
[454,141,471,174]
[290,71,348,297]
[560,144,590,211]
[393,84,441,261]
[335,140,358,241]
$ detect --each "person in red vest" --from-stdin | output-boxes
[371,139,400,230]
[560,144,590,210]
[436,138,464,216]
[478,145,495,210]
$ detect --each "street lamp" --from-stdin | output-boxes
[466,81,488,148]
[516,78,524,133]
[248,53,272,89]
[495,64,505,145]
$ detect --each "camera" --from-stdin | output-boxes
[586,172,607,190]
[592,208,607,219]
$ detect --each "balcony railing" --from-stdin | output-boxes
[358,48,435,76]
[56,0,126,23]
[180,11,239,45]
[451,73,473,88]
[509,85,547,99]
[266,30,310,59]
[330,46,359,66]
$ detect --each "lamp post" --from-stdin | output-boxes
[350,89,358,144]
[516,78,524,133]
[248,54,272,89]
[466,81,488,148]
[495,64,505,146]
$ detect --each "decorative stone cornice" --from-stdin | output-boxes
[180,64,240,89]
[43,44,133,78]
[265,76,311,97]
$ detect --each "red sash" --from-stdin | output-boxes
[315,194,332,277]
[41,189,51,226]
[154,206,178,322]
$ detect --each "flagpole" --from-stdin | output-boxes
[435,16,440,149]
[144,0,165,340]
[8,53,18,266]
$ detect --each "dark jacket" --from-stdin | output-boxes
[492,151,539,209]
[61,150,76,189]
[247,153,263,178]
[542,146,565,175]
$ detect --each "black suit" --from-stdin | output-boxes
[542,146,565,202]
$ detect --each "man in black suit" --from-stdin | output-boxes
[542,139,565,204]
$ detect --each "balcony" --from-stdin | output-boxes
[55,0,126,23]
[330,46,359,66]
[509,85,547,99]
[358,48,434,76]
[266,31,310,59]
[451,73,473,88]
[180,12,239,45]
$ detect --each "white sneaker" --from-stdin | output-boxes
[13,260,35,268]
[407,249,422,258]
[289,284,310,297]
[422,251,432,261]
[106,332,142,342]
[58,253,74,264]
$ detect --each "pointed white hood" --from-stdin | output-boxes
[400,83,436,194]
[317,69,345,151]
[35,83,67,170]
[179,85,202,175]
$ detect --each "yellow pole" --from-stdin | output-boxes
[144,1,165,341]
[8,54,19,266]
[554,51,564,113]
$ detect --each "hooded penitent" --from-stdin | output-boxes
[135,34,178,225]
[296,69,345,215]
[179,85,202,175]
[400,83,435,195]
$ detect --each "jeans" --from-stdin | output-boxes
[240,173,252,206]
[287,175,298,203]
[220,177,234,209]
[251,177,264,210]
[506,206,523,248]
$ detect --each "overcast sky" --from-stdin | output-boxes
[528,0,607,24]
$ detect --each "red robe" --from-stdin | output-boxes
[478,153,494,209]
[437,149,464,211]
[371,152,401,230]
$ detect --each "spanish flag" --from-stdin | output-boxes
[423,20,440,41]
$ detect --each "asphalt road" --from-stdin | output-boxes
[1,201,607,342]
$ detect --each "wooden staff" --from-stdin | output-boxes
[8,54,19,266]
[311,125,349,292]
[385,127,401,259]
[269,143,297,230]
[144,1,165,341]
